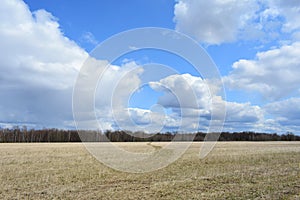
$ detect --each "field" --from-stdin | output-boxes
[0,142,299,199]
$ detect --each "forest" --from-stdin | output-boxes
[0,127,299,142]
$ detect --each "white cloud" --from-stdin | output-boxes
[265,98,300,124]
[149,73,264,132]
[173,0,300,44]
[224,42,300,100]
[292,31,300,41]
[92,61,145,131]
[149,73,215,109]
[0,0,144,129]
[80,31,98,45]
[95,61,143,108]
[225,101,263,123]
[207,97,264,132]
[115,107,168,133]
[0,0,90,127]
[262,98,300,134]
[173,0,259,44]
[266,0,300,32]
[0,0,87,90]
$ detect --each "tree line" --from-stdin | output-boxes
[0,127,299,143]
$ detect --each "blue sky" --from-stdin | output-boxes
[1,0,300,134]
[23,0,176,51]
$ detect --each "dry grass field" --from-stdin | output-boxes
[0,142,299,199]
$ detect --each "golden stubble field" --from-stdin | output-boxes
[0,142,299,199]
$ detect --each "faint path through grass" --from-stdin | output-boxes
[147,142,163,151]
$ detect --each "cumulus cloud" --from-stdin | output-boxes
[222,101,264,132]
[0,0,144,129]
[149,73,215,109]
[173,0,300,44]
[0,1,87,90]
[266,0,300,32]
[224,42,300,100]
[0,0,90,128]
[92,61,145,131]
[174,0,258,44]
[148,73,264,132]
[114,107,169,133]
[95,61,143,108]
[265,98,300,129]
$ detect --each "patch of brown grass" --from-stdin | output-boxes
[0,142,299,199]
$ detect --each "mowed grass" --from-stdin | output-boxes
[0,142,299,199]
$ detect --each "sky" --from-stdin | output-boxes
[1,0,300,134]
